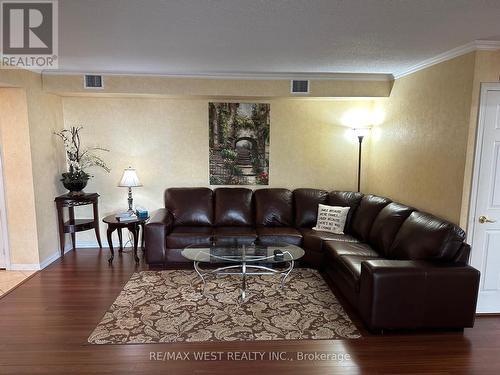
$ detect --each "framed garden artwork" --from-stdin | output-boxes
[209,102,270,185]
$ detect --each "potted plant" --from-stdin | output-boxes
[54,126,110,195]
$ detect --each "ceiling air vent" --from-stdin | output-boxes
[291,80,309,94]
[84,74,103,89]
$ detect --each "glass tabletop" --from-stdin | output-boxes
[181,242,305,263]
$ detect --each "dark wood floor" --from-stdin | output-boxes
[0,248,499,375]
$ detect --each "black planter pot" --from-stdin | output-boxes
[61,173,89,195]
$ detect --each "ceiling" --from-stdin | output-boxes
[57,0,500,77]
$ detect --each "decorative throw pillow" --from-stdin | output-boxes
[313,204,350,234]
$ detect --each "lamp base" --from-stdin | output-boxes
[127,187,134,214]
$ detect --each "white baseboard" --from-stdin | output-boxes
[27,236,132,271]
[39,245,74,269]
[10,263,41,271]
[11,242,111,271]
[41,242,110,269]
[76,240,109,248]
[39,253,60,269]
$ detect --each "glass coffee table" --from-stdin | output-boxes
[181,243,305,301]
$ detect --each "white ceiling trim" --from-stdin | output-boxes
[394,40,500,79]
[42,70,393,81]
[475,39,500,50]
[41,39,500,82]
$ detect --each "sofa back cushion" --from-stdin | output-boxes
[368,202,414,255]
[388,211,466,261]
[328,191,363,234]
[255,188,293,227]
[351,195,391,241]
[164,187,214,226]
[214,188,253,226]
[294,188,328,227]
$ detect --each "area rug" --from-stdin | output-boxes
[88,268,361,344]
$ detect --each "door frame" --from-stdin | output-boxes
[0,144,11,270]
[0,144,11,269]
[467,83,500,256]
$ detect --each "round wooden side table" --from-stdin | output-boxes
[102,214,149,263]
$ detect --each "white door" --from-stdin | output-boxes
[470,85,500,313]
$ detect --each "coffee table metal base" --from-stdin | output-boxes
[193,260,295,302]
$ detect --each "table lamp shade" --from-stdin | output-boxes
[119,168,142,187]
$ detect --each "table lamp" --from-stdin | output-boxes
[119,167,142,213]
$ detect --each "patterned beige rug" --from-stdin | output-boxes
[88,268,360,344]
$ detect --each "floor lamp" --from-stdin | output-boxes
[353,128,370,192]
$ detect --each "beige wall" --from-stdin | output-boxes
[0,70,66,267]
[366,53,476,224]
[44,74,392,98]
[1,48,497,260]
[0,88,40,265]
[0,69,387,261]
[62,96,373,244]
[25,85,66,263]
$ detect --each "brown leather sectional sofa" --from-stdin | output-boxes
[144,187,480,331]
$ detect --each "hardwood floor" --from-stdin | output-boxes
[0,248,499,374]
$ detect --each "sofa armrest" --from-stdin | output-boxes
[359,259,480,331]
[144,209,173,264]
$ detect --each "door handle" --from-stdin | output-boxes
[479,215,497,224]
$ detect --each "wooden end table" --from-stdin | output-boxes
[55,193,102,256]
[102,215,149,264]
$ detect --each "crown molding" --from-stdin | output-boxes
[41,70,393,82]
[474,39,500,51]
[394,40,500,79]
[38,39,500,82]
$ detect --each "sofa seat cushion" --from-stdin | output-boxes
[331,255,380,292]
[257,227,302,246]
[167,226,213,248]
[325,241,380,258]
[301,228,359,253]
[213,227,257,246]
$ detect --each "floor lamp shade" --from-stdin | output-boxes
[353,127,370,139]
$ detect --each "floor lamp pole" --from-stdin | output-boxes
[357,135,364,192]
